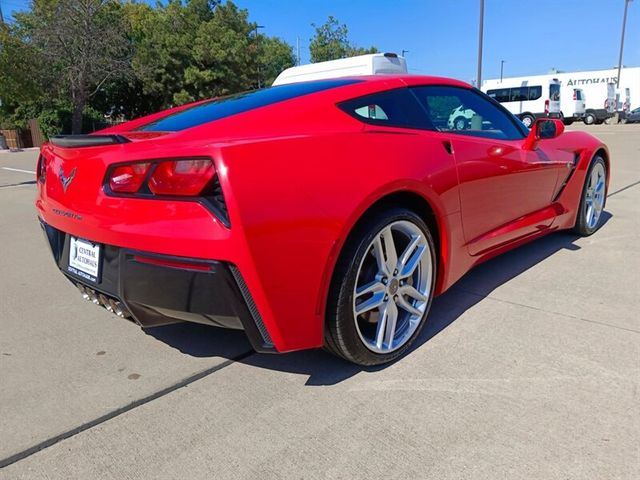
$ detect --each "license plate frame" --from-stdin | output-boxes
[68,236,101,283]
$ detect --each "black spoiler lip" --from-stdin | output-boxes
[49,135,131,148]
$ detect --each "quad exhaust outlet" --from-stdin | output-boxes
[75,283,133,320]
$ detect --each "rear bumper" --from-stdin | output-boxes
[39,219,275,353]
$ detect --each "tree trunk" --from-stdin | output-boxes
[71,84,86,134]
[71,98,84,134]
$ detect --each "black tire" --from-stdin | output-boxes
[563,119,574,126]
[573,156,607,236]
[520,114,535,128]
[325,208,436,366]
[584,112,596,125]
[453,116,468,130]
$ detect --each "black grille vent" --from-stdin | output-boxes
[212,175,228,217]
[203,174,230,227]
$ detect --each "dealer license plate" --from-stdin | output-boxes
[68,236,101,283]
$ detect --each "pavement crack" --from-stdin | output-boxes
[458,288,640,334]
[607,179,640,198]
[0,349,255,469]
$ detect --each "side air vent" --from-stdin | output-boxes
[552,152,581,202]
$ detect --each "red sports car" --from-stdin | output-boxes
[36,76,609,365]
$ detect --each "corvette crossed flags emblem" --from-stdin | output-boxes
[59,166,77,193]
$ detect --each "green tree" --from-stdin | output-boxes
[309,16,377,63]
[13,0,133,133]
[131,0,294,105]
[1,0,295,135]
[256,35,295,87]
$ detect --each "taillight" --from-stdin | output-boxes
[573,91,577,100]
[105,157,227,225]
[109,162,151,193]
[544,99,550,114]
[37,155,47,183]
[147,159,215,196]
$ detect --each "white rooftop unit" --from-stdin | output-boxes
[272,53,408,86]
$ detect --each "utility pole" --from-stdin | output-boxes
[616,0,632,88]
[476,0,485,88]
[0,2,5,24]
[500,60,505,82]
[296,36,301,65]
[254,24,265,88]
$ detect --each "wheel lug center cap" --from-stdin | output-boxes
[388,278,399,295]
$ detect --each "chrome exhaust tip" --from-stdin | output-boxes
[76,283,90,301]
[99,294,113,312]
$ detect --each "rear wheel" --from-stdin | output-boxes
[520,114,535,128]
[584,112,596,125]
[573,156,607,236]
[325,208,436,366]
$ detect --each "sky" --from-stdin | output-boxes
[2,0,639,84]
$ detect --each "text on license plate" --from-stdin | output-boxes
[68,236,101,282]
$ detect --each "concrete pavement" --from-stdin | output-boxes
[0,124,638,479]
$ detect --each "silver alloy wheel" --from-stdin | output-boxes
[584,162,606,229]
[352,220,433,354]
[522,116,533,128]
[455,118,466,130]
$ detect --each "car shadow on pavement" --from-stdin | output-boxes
[146,212,612,386]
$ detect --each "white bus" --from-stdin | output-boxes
[483,67,640,125]
[482,79,562,128]
[272,53,407,86]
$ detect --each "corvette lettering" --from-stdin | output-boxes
[52,208,82,221]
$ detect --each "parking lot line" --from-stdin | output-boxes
[1,167,36,175]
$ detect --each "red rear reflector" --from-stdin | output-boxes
[544,99,550,114]
[133,255,212,272]
[109,162,151,193]
[148,159,215,196]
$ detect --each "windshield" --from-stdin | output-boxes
[138,79,361,132]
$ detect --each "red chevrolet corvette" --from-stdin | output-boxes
[36,75,609,365]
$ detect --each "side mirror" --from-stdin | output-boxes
[523,118,564,150]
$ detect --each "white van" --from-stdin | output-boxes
[272,53,407,86]
[483,79,562,128]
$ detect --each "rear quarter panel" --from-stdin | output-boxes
[220,127,462,351]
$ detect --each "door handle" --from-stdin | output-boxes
[442,140,453,155]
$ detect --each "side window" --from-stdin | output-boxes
[487,88,510,103]
[510,87,529,102]
[411,85,525,140]
[529,86,542,100]
[338,88,432,129]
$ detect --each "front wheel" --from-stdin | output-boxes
[573,156,607,236]
[584,112,596,125]
[520,114,535,128]
[325,208,436,366]
[453,116,468,130]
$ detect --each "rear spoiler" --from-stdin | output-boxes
[49,135,131,148]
